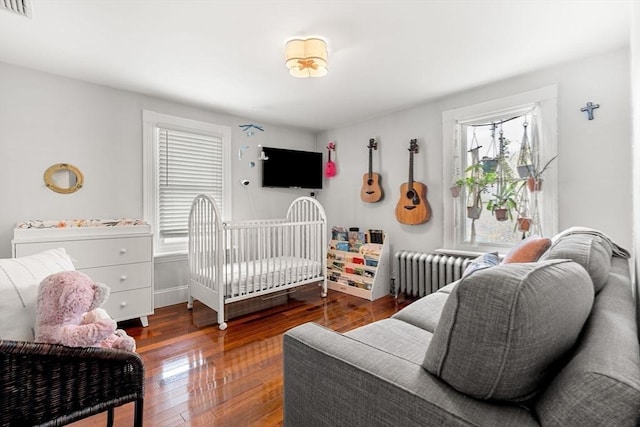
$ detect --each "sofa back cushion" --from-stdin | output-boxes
[534,257,640,426]
[423,259,594,402]
[540,233,612,292]
[0,248,75,341]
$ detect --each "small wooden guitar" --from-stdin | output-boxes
[325,142,336,178]
[395,139,431,224]
[360,138,383,203]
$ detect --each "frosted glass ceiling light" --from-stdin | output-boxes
[285,37,328,78]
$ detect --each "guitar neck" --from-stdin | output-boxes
[408,151,414,188]
[368,148,373,178]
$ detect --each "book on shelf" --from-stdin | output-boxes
[331,226,349,242]
[368,229,384,244]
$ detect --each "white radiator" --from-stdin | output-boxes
[394,251,474,297]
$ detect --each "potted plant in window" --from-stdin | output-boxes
[517,216,532,232]
[458,163,496,220]
[486,180,520,222]
[527,155,557,192]
[516,121,534,179]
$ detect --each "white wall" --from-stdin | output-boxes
[317,48,632,257]
[0,62,316,303]
[631,1,640,329]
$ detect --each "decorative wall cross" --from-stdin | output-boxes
[580,102,600,120]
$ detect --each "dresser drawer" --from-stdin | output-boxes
[103,287,153,322]
[14,236,152,268]
[80,262,152,293]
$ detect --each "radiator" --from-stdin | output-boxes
[394,251,474,297]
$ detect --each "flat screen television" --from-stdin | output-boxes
[261,146,323,189]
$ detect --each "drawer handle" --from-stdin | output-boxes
[120,275,127,281]
[120,301,127,308]
[120,248,127,254]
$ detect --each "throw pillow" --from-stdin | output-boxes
[462,252,500,277]
[0,248,75,341]
[423,259,594,402]
[502,236,551,263]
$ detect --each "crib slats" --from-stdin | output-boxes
[189,196,327,329]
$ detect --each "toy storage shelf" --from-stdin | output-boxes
[326,235,390,301]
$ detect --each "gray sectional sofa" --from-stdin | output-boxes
[283,231,640,426]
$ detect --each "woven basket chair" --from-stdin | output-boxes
[0,340,144,427]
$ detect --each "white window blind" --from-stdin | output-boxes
[157,127,224,239]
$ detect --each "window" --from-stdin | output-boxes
[143,111,231,256]
[442,86,558,253]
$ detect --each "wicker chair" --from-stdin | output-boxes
[0,340,144,427]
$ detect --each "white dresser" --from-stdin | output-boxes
[12,224,154,327]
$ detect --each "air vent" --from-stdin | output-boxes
[1,0,32,18]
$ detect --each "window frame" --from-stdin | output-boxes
[442,86,558,253]
[143,110,231,257]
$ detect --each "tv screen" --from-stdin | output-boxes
[261,147,323,189]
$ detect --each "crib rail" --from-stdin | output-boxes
[223,219,326,298]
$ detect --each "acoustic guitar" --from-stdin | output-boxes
[360,138,383,203]
[325,142,336,178]
[395,139,431,224]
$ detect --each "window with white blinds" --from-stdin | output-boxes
[158,128,224,239]
[143,110,231,256]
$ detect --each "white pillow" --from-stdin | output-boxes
[0,248,75,341]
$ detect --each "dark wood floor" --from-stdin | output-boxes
[69,284,413,427]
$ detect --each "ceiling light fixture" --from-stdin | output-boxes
[285,37,328,78]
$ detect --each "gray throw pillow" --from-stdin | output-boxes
[423,259,594,402]
[540,233,612,292]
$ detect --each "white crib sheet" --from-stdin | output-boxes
[194,256,322,297]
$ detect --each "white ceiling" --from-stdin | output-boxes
[0,0,632,133]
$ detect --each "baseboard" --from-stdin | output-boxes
[154,285,189,308]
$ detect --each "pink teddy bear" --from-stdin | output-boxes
[35,271,136,351]
[82,308,136,351]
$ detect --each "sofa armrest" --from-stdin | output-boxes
[0,339,144,426]
[284,323,538,427]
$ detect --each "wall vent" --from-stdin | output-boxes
[1,0,32,18]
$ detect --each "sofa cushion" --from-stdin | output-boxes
[346,318,433,365]
[534,257,640,426]
[423,259,594,402]
[0,248,75,341]
[392,291,451,333]
[502,236,551,263]
[462,252,499,277]
[540,233,612,292]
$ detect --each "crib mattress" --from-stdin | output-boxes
[194,256,322,297]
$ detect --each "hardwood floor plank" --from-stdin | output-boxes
[68,286,413,426]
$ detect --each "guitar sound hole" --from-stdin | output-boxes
[367,179,374,185]
[406,190,420,205]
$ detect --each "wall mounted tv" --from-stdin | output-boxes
[261,146,323,189]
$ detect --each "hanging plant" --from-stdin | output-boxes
[481,123,499,174]
[459,163,496,219]
[517,120,534,179]
[517,216,532,232]
[481,156,499,174]
[486,180,519,222]
[527,155,557,192]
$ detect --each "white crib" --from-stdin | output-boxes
[187,195,327,330]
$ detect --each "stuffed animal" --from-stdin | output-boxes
[82,307,136,351]
[35,271,135,351]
